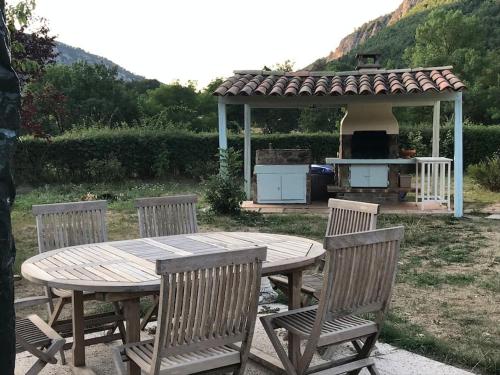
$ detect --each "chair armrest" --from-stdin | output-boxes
[14,296,50,311]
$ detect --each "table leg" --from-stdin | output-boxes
[72,290,85,367]
[288,270,302,366]
[122,297,141,375]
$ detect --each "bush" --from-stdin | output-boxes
[204,149,246,214]
[84,154,125,182]
[13,125,500,184]
[468,154,500,191]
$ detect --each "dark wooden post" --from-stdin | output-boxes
[0,2,20,374]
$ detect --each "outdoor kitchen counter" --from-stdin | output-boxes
[325,158,416,164]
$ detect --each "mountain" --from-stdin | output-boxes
[309,0,458,69]
[54,41,144,81]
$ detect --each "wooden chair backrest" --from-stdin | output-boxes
[320,227,404,318]
[325,199,379,236]
[135,195,198,238]
[32,200,108,253]
[150,246,266,374]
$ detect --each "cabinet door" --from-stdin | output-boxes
[350,165,388,187]
[257,174,282,201]
[281,174,306,201]
[350,166,371,187]
[368,165,389,187]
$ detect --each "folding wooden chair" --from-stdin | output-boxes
[32,201,125,363]
[135,194,198,329]
[269,198,379,303]
[261,227,404,375]
[15,296,66,375]
[113,246,266,375]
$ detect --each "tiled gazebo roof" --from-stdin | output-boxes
[213,66,465,97]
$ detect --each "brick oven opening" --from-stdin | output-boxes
[351,131,390,159]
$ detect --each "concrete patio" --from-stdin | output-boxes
[241,200,452,215]
[15,304,475,375]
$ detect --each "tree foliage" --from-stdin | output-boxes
[27,62,139,133]
[405,6,500,123]
[6,0,56,84]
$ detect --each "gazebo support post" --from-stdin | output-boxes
[244,104,252,200]
[432,101,440,157]
[432,101,441,204]
[217,99,228,174]
[454,92,463,217]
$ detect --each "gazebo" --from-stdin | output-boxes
[213,61,465,217]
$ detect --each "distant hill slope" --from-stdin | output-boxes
[54,41,143,81]
[307,0,461,70]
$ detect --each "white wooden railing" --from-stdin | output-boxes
[415,157,452,211]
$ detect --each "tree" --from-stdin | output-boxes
[0,2,21,373]
[404,6,500,123]
[6,0,56,84]
[298,107,344,132]
[29,62,139,131]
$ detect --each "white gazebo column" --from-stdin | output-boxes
[432,101,441,201]
[217,99,228,173]
[454,92,463,217]
[244,104,252,200]
[432,101,440,157]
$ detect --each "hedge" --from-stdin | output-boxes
[14,126,500,184]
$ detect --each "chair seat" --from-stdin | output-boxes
[123,340,240,375]
[16,317,53,353]
[269,272,324,299]
[273,307,377,347]
[51,288,95,298]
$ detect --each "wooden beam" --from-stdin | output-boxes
[244,104,252,200]
[219,91,458,108]
[454,92,463,218]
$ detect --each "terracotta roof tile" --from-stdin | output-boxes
[313,77,328,96]
[214,67,465,97]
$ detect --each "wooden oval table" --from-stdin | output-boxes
[22,231,324,374]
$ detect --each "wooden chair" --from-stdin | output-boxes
[113,246,267,375]
[261,227,404,375]
[136,194,198,330]
[269,198,379,303]
[136,194,198,238]
[32,201,125,362]
[15,296,66,375]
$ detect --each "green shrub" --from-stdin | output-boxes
[13,125,500,184]
[468,154,500,191]
[152,150,170,178]
[85,154,125,182]
[204,148,245,214]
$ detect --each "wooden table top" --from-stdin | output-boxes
[21,232,324,293]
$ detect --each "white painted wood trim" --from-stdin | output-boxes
[432,101,440,157]
[325,158,416,165]
[218,98,228,174]
[244,104,252,200]
[454,92,463,217]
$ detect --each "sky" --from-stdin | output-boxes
[30,0,402,88]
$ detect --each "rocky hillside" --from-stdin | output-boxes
[54,41,143,81]
[324,0,447,62]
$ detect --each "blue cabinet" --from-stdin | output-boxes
[255,165,309,203]
[350,165,389,187]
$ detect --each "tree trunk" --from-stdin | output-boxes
[0,4,20,374]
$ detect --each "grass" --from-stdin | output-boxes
[12,178,500,374]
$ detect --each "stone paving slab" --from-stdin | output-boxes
[15,305,475,375]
